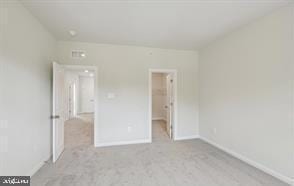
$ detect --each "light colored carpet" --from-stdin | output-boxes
[152,120,170,142]
[65,114,94,149]
[31,119,289,186]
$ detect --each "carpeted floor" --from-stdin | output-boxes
[31,118,289,186]
[152,120,170,142]
[64,113,94,149]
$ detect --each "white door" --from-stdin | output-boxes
[52,62,65,162]
[166,74,174,139]
[79,76,94,113]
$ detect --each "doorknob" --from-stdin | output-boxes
[51,115,60,119]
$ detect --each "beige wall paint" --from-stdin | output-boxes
[57,41,199,143]
[0,1,57,175]
[152,73,167,120]
[199,6,294,181]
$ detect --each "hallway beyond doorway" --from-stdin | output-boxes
[64,113,94,149]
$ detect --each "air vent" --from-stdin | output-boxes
[71,50,86,58]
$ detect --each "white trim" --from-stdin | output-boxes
[174,135,199,141]
[27,161,44,177]
[93,68,98,147]
[200,136,294,185]
[62,64,97,70]
[148,70,152,142]
[95,139,151,147]
[27,154,51,177]
[149,69,178,142]
[52,62,57,162]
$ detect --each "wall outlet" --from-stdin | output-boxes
[127,126,132,133]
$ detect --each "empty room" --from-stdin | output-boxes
[0,0,293,186]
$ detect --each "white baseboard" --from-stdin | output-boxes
[27,154,51,177]
[174,135,199,141]
[200,136,293,185]
[95,139,151,147]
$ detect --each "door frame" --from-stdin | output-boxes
[149,69,178,142]
[53,64,98,151]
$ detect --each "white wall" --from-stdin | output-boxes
[57,41,199,144]
[79,76,94,113]
[199,6,294,182]
[0,0,56,176]
[152,73,167,120]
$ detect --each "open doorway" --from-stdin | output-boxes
[63,66,95,149]
[52,63,97,162]
[149,69,177,142]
